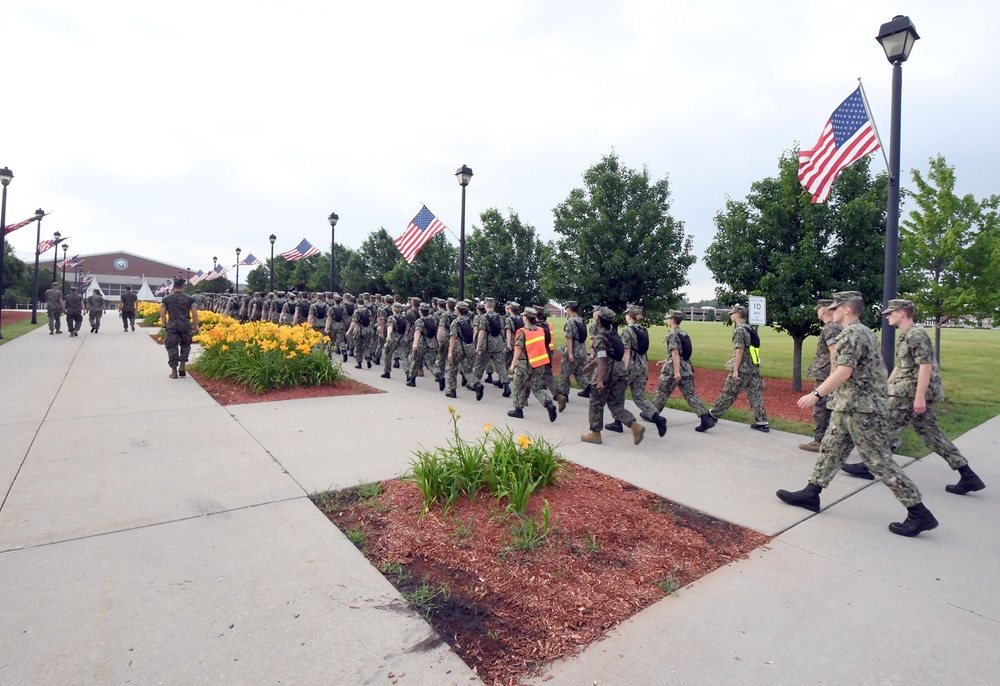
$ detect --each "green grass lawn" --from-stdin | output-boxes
[548,317,1000,457]
[0,314,48,346]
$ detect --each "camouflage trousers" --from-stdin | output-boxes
[589,365,636,432]
[810,410,922,507]
[436,335,450,377]
[66,312,83,333]
[89,309,103,331]
[473,349,509,385]
[47,308,63,332]
[445,342,474,393]
[710,371,768,425]
[352,327,374,363]
[121,310,136,330]
[327,324,346,355]
[626,361,658,418]
[558,351,591,396]
[383,334,410,375]
[511,361,553,411]
[409,342,441,381]
[811,380,831,443]
[653,372,709,417]
[164,326,193,368]
[886,397,967,469]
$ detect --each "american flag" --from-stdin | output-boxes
[57,255,82,270]
[38,239,56,253]
[394,205,447,264]
[155,280,172,296]
[798,87,880,204]
[236,252,263,266]
[188,269,206,285]
[3,215,38,235]
[204,264,229,281]
[280,239,320,261]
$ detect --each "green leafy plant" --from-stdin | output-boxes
[403,579,451,619]
[345,526,368,547]
[654,567,682,595]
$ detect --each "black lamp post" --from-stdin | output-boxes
[61,243,69,294]
[235,247,241,295]
[455,165,473,300]
[328,213,338,292]
[876,15,920,371]
[268,234,276,292]
[186,267,191,282]
[0,167,12,339]
[30,208,45,324]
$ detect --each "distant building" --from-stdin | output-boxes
[76,251,190,302]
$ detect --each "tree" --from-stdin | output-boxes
[466,208,543,307]
[705,151,888,390]
[541,152,695,318]
[2,243,28,307]
[341,229,404,295]
[900,155,990,362]
[384,233,457,300]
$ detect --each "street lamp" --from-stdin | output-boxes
[235,247,241,295]
[61,243,69,294]
[455,164,473,300]
[269,234,276,292]
[30,208,45,324]
[328,213,338,292]
[0,167,13,339]
[876,14,920,371]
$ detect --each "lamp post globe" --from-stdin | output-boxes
[0,167,13,338]
[455,165,473,301]
[328,213,339,292]
[269,234,276,292]
[876,14,919,371]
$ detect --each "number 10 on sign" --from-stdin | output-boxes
[749,296,766,326]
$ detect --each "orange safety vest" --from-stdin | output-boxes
[523,327,549,368]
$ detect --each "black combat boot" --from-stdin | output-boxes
[653,414,667,437]
[485,373,494,385]
[380,372,391,379]
[502,383,511,398]
[438,375,446,392]
[393,359,400,369]
[475,383,484,401]
[507,408,524,419]
[546,402,557,422]
[577,385,592,398]
[750,423,770,433]
[367,358,372,368]
[445,390,457,398]
[695,414,717,432]
[776,483,822,512]
[343,352,348,363]
[604,420,623,433]
[841,462,875,480]
[406,378,416,387]
[889,503,939,537]
[946,466,986,495]
[355,361,362,369]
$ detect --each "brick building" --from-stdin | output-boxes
[77,251,190,302]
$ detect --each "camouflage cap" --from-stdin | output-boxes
[343,292,354,299]
[523,306,538,317]
[626,303,643,315]
[484,297,495,304]
[597,306,616,323]
[666,309,684,319]
[418,302,430,311]
[827,291,863,309]
[729,304,748,315]
[391,302,403,310]
[446,297,457,304]
[508,301,520,310]
[52,281,60,286]
[565,300,578,310]
[883,298,915,315]
[455,300,470,311]
[816,298,833,308]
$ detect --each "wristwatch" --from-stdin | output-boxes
[812,390,822,399]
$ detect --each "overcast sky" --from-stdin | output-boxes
[2,1,998,299]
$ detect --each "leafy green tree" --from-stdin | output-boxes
[342,228,404,295]
[541,152,694,318]
[466,208,543,307]
[384,233,457,300]
[705,152,888,390]
[900,155,991,361]
[2,243,28,307]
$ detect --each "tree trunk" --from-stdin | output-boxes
[934,320,942,366]
[792,334,805,392]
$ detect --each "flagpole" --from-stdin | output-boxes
[30,210,45,324]
[858,77,891,178]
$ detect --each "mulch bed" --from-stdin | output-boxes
[322,464,771,685]
[188,370,382,406]
[0,310,34,324]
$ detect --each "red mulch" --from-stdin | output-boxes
[322,465,770,685]
[1,310,33,324]
[188,370,382,405]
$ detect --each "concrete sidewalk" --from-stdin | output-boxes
[1,325,996,685]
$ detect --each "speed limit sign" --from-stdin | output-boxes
[748,296,766,326]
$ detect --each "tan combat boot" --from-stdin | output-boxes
[169,366,178,379]
[178,361,186,377]
[631,422,645,445]
[580,431,602,444]
[798,440,821,452]
[556,393,567,413]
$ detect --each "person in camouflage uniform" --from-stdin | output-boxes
[437,298,456,379]
[778,291,939,537]
[534,308,567,411]
[346,295,374,369]
[708,304,769,431]
[557,301,592,401]
[471,297,510,399]
[652,310,715,432]
[307,293,329,348]
[86,289,106,333]
[120,285,138,332]
[800,298,842,451]
[279,292,296,326]
[325,294,347,361]
[580,307,644,446]
[62,286,84,337]
[615,305,665,436]
[840,299,985,495]
[444,301,475,397]
[374,295,392,365]
[380,302,409,378]
[159,278,200,379]
[506,307,558,422]
[408,302,444,389]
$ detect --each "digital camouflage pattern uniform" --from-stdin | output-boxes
[710,322,768,426]
[445,307,475,394]
[559,313,591,397]
[63,290,84,335]
[886,324,967,469]
[473,309,510,386]
[806,319,843,442]
[161,289,197,372]
[621,323,658,419]
[382,307,409,377]
[349,302,374,367]
[588,323,637,432]
[326,297,347,358]
[86,291,105,332]
[409,309,442,384]
[808,320,922,506]
[653,326,710,417]
[510,320,555,413]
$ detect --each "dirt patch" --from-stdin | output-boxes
[188,369,382,405]
[319,465,770,684]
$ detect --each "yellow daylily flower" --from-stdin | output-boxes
[484,423,493,434]
[517,434,533,448]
